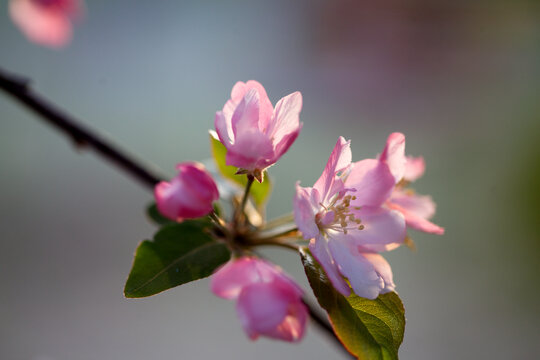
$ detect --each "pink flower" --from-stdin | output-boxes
[211,257,308,342]
[154,162,219,221]
[379,134,445,235]
[9,0,83,48]
[294,137,406,299]
[214,80,303,182]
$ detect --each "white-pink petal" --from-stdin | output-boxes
[293,184,320,240]
[309,237,351,296]
[379,132,406,183]
[313,136,351,204]
[327,240,384,300]
[404,156,425,182]
[346,159,395,208]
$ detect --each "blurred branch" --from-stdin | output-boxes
[0,67,352,358]
[0,67,163,188]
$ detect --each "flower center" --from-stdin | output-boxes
[316,194,364,235]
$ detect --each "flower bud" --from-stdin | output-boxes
[214,80,303,181]
[154,162,219,221]
[211,257,308,342]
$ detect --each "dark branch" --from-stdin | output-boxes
[0,67,350,357]
[0,67,163,189]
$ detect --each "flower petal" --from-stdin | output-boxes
[293,184,320,240]
[214,111,233,147]
[387,201,445,235]
[211,258,274,300]
[10,0,74,48]
[360,253,395,294]
[225,129,274,170]
[404,156,425,182]
[309,237,351,296]
[231,88,261,138]
[236,282,290,339]
[333,206,406,252]
[346,159,395,207]
[266,91,303,145]
[273,124,302,161]
[379,132,406,183]
[262,300,308,342]
[327,240,383,300]
[313,137,352,204]
[389,189,436,220]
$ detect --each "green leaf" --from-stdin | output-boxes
[300,248,405,360]
[125,219,231,298]
[146,202,175,226]
[209,131,272,206]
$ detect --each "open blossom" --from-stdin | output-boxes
[379,134,445,235]
[154,162,219,221]
[294,137,406,299]
[214,80,303,182]
[9,0,83,48]
[211,257,308,342]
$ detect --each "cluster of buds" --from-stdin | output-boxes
[152,80,443,342]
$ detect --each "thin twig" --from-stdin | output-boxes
[0,67,164,188]
[0,67,351,358]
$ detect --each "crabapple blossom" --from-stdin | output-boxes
[214,80,303,182]
[9,0,83,48]
[294,137,406,299]
[154,162,219,221]
[211,257,308,342]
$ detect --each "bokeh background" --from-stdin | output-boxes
[1,1,539,359]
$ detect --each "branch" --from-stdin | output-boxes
[0,67,163,188]
[0,67,351,358]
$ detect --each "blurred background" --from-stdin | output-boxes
[1,0,539,359]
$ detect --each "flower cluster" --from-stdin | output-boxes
[151,80,443,343]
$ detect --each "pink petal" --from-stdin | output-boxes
[309,237,351,296]
[273,124,302,161]
[379,132,406,183]
[389,189,436,220]
[332,206,406,252]
[346,159,395,207]
[229,81,274,131]
[211,258,275,300]
[225,130,274,170]
[214,112,233,147]
[236,282,291,339]
[231,88,261,138]
[360,253,395,294]
[313,137,352,204]
[10,0,73,48]
[293,184,320,240]
[327,240,383,300]
[262,301,308,342]
[266,91,303,144]
[404,156,425,182]
[387,202,444,235]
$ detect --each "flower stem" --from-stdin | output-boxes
[240,174,255,213]
[234,174,255,225]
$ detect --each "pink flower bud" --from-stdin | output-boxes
[214,81,303,181]
[154,162,219,221]
[211,257,308,342]
[9,0,83,48]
